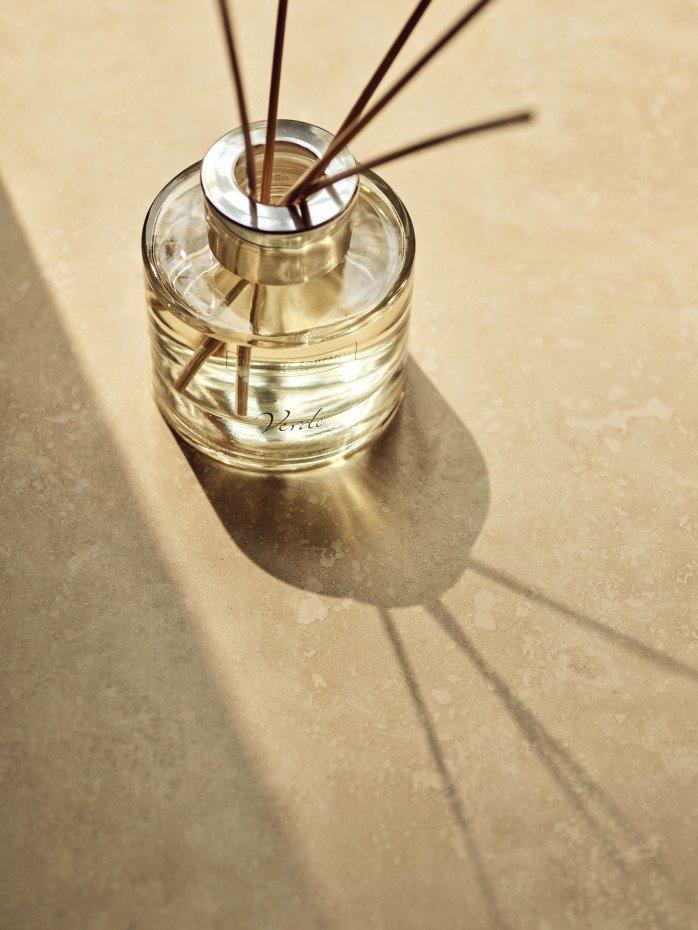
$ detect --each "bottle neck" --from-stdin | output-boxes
[201,120,359,286]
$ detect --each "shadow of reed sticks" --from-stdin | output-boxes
[425,598,675,930]
[379,607,511,930]
[466,558,698,683]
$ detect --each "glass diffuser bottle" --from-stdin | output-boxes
[143,119,414,472]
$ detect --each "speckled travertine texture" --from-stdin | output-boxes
[0,1,696,928]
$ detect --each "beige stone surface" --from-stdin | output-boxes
[1,1,697,927]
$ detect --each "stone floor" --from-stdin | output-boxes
[1,1,696,927]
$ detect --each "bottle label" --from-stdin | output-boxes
[256,408,325,434]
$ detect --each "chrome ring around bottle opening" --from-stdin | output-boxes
[201,119,359,236]
[201,120,360,284]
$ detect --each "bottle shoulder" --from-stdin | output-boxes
[142,162,414,346]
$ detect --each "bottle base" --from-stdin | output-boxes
[154,375,405,473]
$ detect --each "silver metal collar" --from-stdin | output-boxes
[201,119,358,236]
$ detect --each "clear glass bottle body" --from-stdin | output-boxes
[142,129,414,472]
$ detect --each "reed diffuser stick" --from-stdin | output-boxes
[261,0,289,202]
[283,0,497,205]
[215,0,256,199]
[173,279,248,391]
[236,282,262,416]
[336,0,434,136]
[236,0,289,415]
[174,336,225,392]
[305,111,533,194]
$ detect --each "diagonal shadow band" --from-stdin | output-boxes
[379,607,510,930]
[466,559,698,683]
[0,179,328,929]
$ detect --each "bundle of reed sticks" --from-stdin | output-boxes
[175,0,532,399]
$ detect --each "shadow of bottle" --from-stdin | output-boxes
[178,357,490,608]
